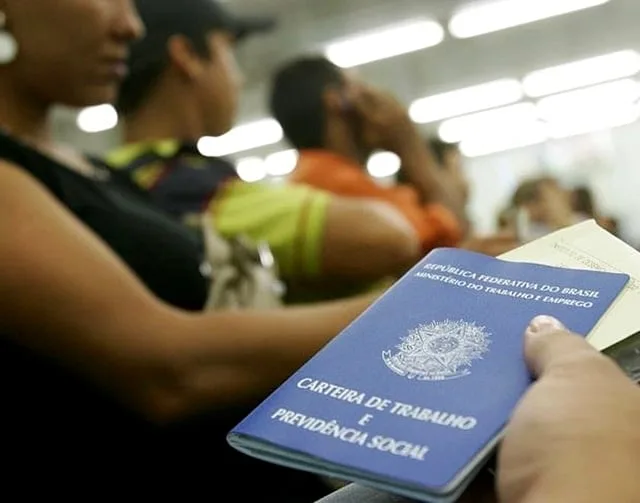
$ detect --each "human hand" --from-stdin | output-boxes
[350,83,420,154]
[498,316,640,503]
[456,468,498,503]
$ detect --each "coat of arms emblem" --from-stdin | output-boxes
[382,319,491,381]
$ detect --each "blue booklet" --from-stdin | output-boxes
[228,248,629,502]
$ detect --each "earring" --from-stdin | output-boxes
[0,11,17,64]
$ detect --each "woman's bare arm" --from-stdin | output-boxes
[0,162,378,423]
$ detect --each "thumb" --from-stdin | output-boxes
[524,315,597,378]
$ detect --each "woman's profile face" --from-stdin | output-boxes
[3,0,143,107]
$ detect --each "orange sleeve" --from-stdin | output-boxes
[295,164,425,219]
[294,164,401,200]
[294,163,463,252]
[418,203,464,251]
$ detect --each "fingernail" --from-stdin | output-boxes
[526,315,565,336]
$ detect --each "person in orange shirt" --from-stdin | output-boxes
[269,57,517,257]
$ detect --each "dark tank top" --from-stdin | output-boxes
[0,132,330,500]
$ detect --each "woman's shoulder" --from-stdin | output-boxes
[0,132,114,207]
[0,132,65,193]
[0,130,39,165]
[0,157,65,225]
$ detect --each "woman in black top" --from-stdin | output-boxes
[0,0,376,498]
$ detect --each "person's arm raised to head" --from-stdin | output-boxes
[0,161,378,424]
[320,196,421,279]
[350,85,467,229]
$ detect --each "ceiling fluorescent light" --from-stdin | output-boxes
[77,104,118,133]
[537,79,640,121]
[409,79,523,124]
[459,122,547,157]
[438,102,538,143]
[325,19,444,68]
[197,119,283,157]
[523,50,640,98]
[235,157,267,183]
[546,106,640,139]
[367,151,401,178]
[449,0,610,39]
[536,79,640,138]
[264,149,299,177]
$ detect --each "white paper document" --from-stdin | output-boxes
[501,220,640,350]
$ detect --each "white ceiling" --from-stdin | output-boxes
[53,0,640,156]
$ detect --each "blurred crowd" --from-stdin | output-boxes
[0,0,638,502]
[497,177,619,240]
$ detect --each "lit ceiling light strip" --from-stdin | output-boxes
[235,157,267,183]
[536,79,640,120]
[234,149,300,182]
[77,104,119,133]
[325,19,444,68]
[438,102,538,143]
[546,106,640,139]
[523,50,640,98]
[449,0,610,39]
[197,118,283,158]
[409,78,523,124]
[457,85,640,156]
[264,149,299,177]
[459,123,548,157]
[536,79,640,138]
[367,151,401,178]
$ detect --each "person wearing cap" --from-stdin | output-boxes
[106,0,422,304]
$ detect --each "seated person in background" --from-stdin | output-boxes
[269,57,519,258]
[427,138,470,206]
[600,216,621,237]
[511,176,581,240]
[572,185,597,221]
[497,205,518,234]
[0,0,383,498]
[572,185,620,237]
[107,0,420,303]
[427,137,472,228]
[513,178,620,239]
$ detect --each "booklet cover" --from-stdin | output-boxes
[228,248,629,502]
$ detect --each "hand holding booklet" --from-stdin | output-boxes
[227,221,639,502]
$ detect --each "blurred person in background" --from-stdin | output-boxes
[512,177,619,240]
[510,177,581,240]
[600,216,621,237]
[269,57,519,258]
[572,185,597,221]
[572,185,620,237]
[497,206,518,234]
[271,57,465,248]
[107,0,422,303]
[0,0,389,498]
[427,137,470,209]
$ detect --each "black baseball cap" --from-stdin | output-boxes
[129,0,276,70]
